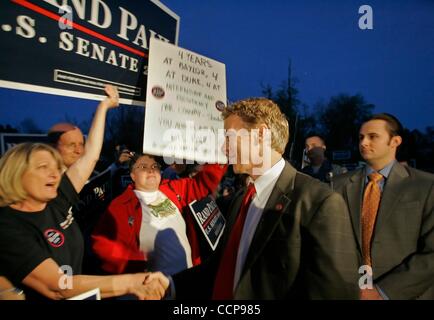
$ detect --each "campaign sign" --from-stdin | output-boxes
[143,37,227,163]
[0,0,179,106]
[189,196,226,251]
[0,133,49,155]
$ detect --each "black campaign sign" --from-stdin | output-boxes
[0,0,179,105]
[189,196,226,251]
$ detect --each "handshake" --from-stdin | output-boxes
[128,272,170,300]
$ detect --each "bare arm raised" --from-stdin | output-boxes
[66,85,119,193]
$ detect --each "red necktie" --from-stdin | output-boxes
[212,183,256,300]
[361,172,383,267]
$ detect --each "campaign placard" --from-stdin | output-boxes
[0,133,49,155]
[0,0,179,105]
[143,37,227,163]
[189,196,226,251]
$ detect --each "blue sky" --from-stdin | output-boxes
[1,0,433,131]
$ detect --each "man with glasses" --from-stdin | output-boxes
[91,153,226,276]
[48,123,85,169]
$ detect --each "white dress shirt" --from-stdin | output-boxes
[233,158,286,291]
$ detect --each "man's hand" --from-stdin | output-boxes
[129,279,167,300]
[124,272,168,300]
[144,272,170,296]
[103,85,119,109]
[144,272,169,288]
[118,149,134,164]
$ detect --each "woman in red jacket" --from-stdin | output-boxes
[91,154,226,275]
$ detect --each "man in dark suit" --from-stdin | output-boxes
[334,113,434,300]
[163,98,359,299]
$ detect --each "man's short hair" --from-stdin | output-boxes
[367,113,403,138]
[47,123,79,145]
[222,98,289,154]
[305,133,326,146]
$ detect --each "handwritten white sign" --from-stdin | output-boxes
[143,38,227,164]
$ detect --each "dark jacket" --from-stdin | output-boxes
[173,161,359,299]
[334,162,434,299]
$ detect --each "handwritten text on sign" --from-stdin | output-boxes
[144,38,227,163]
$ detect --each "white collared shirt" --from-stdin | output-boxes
[233,158,286,291]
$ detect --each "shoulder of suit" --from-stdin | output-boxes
[335,168,361,181]
[404,165,434,183]
[294,170,334,197]
[332,168,363,191]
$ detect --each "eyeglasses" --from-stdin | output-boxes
[133,163,162,172]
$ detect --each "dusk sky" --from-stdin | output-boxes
[0,0,433,132]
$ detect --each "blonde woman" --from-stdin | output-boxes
[0,86,167,300]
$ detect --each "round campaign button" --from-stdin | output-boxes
[44,229,65,248]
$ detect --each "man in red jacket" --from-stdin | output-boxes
[91,154,226,275]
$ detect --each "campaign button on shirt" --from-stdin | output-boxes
[44,229,65,248]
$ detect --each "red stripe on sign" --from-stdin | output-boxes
[11,0,147,58]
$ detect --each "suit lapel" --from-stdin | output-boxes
[374,162,409,233]
[239,162,295,280]
[346,169,365,251]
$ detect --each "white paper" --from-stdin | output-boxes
[144,38,227,164]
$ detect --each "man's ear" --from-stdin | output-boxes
[391,135,402,148]
[130,171,136,183]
